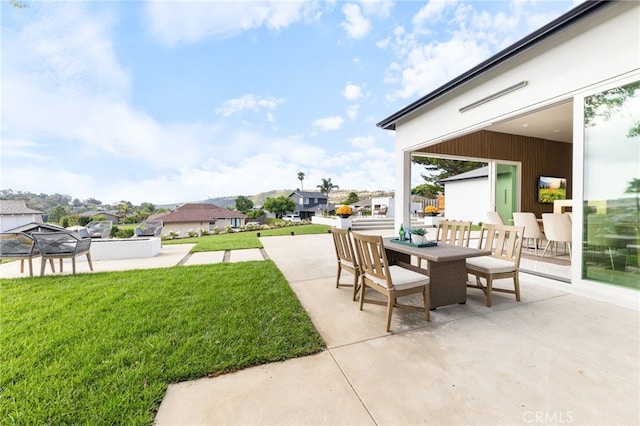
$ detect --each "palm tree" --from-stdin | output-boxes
[317,178,339,215]
[297,172,305,191]
[625,177,640,222]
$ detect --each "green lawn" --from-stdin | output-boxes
[163,224,331,253]
[0,262,325,425]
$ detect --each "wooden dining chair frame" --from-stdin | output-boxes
[466,224,524,307]
[352,232,430,332]
[331,228,361,301]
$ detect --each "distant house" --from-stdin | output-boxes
[0,200,44,232]
[287,191,329,219]
[148,203,247,236]
[76,210,120,224]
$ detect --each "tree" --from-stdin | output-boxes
[10,0,28,8]
[585,81,640,137]
[48,205,67,224]
[235,196,254,213]
[625,177,640,222]
[317,178,338,199]
[85,198,103,207]
[297,172,305,191]
[263,196,296,219]
[140,202,156,213]
[343,191,359,205]
[247,209,265,220]
[117,200,133,220]
[412,158,485,195]
[317,178,339,214]
[411,183,440,198]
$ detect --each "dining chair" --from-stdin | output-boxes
[466,224,524,307]
[541,213,572,258]
[513,212,545,256]
[485,211,505,225]
[437,220,472,246]
[417,220,471,268]
[351,232,430,332]
[331,228,361,301]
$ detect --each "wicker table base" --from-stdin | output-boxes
[383,239,490,309]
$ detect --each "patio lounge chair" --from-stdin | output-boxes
[352,232,430,332]
[466,224,524,307]
[331,228,361,301]
[372,205,388,217]
[0,232,49,277]
[134,220,163,237]
[32,232,93,276]
[86,221,112,239]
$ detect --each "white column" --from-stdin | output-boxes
[395,149,412,233]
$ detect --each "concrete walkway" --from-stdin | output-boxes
[153,232,640,425]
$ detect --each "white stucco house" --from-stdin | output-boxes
[377,1,639,308]
[0,200,44,232]
[439,166,490,225]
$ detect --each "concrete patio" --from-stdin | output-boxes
[153,231,639,425]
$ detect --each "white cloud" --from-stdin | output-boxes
[217,94,285,117]
[382,1,569,102]
[144,1,321,45]
[341,3,371,39]
[360,1,394,18]
[342,83,363,100]
[346,105,360,120]
[412,0,457,33]
[312,116,344,131]
[348,135,375,149]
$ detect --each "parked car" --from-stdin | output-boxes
[283,214,301,222]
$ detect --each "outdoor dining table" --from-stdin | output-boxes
[383,238,491,309]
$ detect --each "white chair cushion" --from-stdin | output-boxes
[466,256,515,274]
[391,265,430,290]
[339,258,356,269]
[366,265,429,290]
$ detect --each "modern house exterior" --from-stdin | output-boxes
[148,203,247,236]
[377,1,639,307]
[288,191,329,219]
[0,200,44,232]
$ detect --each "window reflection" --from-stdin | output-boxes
[583,81,640,289]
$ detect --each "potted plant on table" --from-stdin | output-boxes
[412,227,427,244]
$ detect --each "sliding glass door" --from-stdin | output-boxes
[582,80,640,290]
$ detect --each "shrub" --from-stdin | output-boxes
[114,227,134,239]
[186,229,199,238]
[162,231,179,240]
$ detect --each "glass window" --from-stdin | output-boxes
[582,81,640,290]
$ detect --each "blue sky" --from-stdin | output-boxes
[1,0,579,205]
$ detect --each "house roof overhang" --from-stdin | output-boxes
[376,0,613,131]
